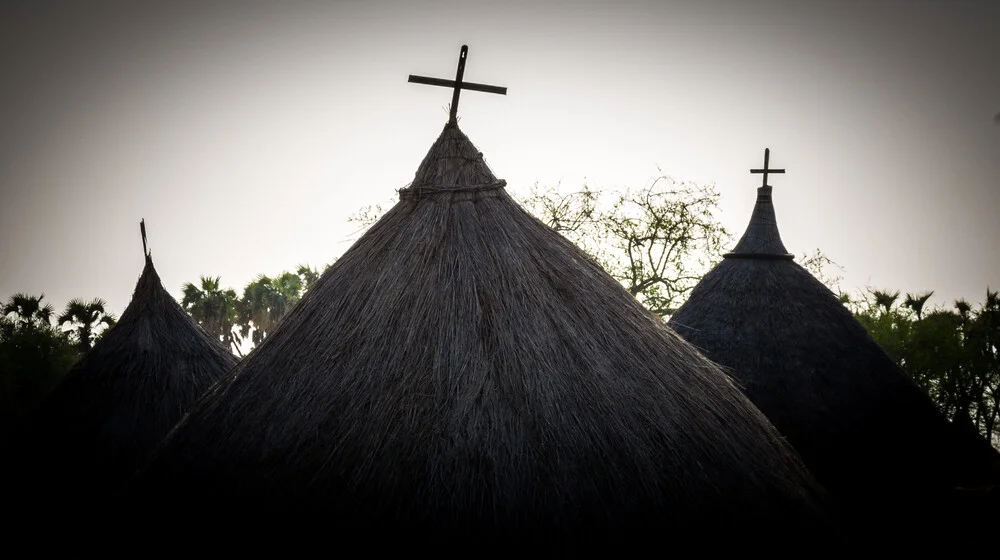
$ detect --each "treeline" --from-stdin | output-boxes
[179,264,330,356]
[1,177,997,448]
[0,295,117,422]
[850,289,999,446]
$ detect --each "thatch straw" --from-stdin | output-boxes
[669,185,1000,544]
[126,123,838,551]
[5,253,237,512]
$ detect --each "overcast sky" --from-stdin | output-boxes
[2,0,998,321]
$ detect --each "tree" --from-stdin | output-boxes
[58,298,117,353]
[963,289,1000,443]
[351,177,731,317]
[854,287,911,365]
[296,264,322,291]
[856,289,1000,449]
[904,291,935,321]
[3,293,55,328]
[516,177,732,316]
[181,276,241,355]
[237,272,303,347]
[0,312,79,430]
[799,249,847,299]
[872,289,902,316]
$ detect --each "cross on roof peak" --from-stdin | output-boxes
[408,45,507,125]
[750,148,785,188]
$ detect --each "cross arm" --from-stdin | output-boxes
[407,75,508,95]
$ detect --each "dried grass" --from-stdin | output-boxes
[670,185,1000,544]
[6,255,236,510]
[127,124,838,550]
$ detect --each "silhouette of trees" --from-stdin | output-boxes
[1,297,79,429]
[179,264,329,354]
[904,291,934,321]
[237,272,303,347]
[57,298,117,353]
[181,277,240,354]
[854,288,1000,447]
[3,293,55,329]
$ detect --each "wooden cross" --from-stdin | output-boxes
[750,148,785,187]
[408,45,507,125]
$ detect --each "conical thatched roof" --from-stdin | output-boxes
[669,183,1000,542]
[7,251,237,510]
[127,123,837,550]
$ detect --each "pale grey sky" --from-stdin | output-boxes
[2,0,998,321]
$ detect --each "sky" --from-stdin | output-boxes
[2,0,998,323]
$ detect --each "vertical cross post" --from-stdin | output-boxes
[140,219,148,257]
[408,45,507,125]
[448,46,468,125]
[750,148,785,187]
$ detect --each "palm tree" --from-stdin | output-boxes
[985,287,999,312]
[903,291,934,321]
[296,264,321,291]
[181,276,241,355]
[3,293,55,328]
[871,289,901,316]
[238,272,303,347]
[238,276,276,347]
[954,298,972,322]
[58,298,117,352]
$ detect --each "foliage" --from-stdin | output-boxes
[181,277,241,355]
[296,264,322,291]
[516,177,733,316]
[237,272,303,347]
[799,249,847,300]
[0,302,79,431]
[57,298,117,353]
[180,264,329,355]
[3,293,55,328]
[854,288,1000,447]
[351,178,731,317]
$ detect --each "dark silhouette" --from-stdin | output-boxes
[4,222,237,521]
[669,151,1000,547]
[125,94,838,550]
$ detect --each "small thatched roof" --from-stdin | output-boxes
[669,183,1000,542]
[127,123,837,550]
[7,249,237,510]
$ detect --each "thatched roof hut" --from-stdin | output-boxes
[7,240,237,511]
[668,180,1000,542]
[127,123,837,551]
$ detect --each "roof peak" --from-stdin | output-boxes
[399,123,506,199]
[724,185,795,260]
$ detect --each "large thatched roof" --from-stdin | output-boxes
[669,183,1000,541]
[127,123,837,550]
[7,251,237,510]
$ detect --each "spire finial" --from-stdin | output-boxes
[724,149,794,260]
[140,219,149,258]
[750,148,785,188]
[408,45,507,125]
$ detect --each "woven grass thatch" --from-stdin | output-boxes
[6,251,237,511]
[669,184,1000,542]
[127,123,837,551]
